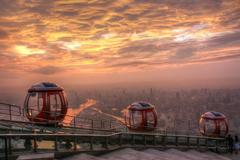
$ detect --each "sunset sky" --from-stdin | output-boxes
[0,0,240,89]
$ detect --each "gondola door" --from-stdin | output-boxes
[47,92,62,122]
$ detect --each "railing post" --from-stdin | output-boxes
[9,105,12,121]
[187,137,190,146]
[4,137,8,160]
[8,137,12,155]
[90,137,93,150]
[153,135,156,145]
[33,134,37,153]
[54,136,58,151]
[110,120,112,129]
[31,109,33,130]
[119,134,122,146]
[162,135,166,146]
[19,106,21,118]
[7,128,12,156]
[188,120,190,135]
[74,136,77,151]
[101,120,103,129]
[197,138,200,150]
[73,117,76,128]
[215,140,218,153]
[22,108,25,121]
[176,136,178,147]
[225,138,228,152]
[131,134,135,145]
[105,136,108,149]
[144,135,146,146]
[91,120,94,134]
[205,138,208,150]
[54,112,57,129]
[91,120,94,129]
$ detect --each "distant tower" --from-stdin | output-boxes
[176,92,180,99]
[150,88,153,96]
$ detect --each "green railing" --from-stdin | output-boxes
[0,132,228,160]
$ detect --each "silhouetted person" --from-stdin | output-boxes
[234,135,239,154]
[227,134,234,153]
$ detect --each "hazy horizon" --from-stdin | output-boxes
[0,0,240,94]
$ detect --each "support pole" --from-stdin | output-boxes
[33,133,37,153]
[90,137,93,150]
[119,134,122,146]
[176,136,178,146]
[8,138,11,155]
[144,135,146,146]
[54,137,58,151]
[105,137,108,149]
[91,120,94,134]
[162,135,166,146]
[131,134,135,145]
[4,137,8,160]
[153,135,156,145]
[101,120,103,129]
[110,120,112,129]
[187,137,190,146]
[197,138,200,150]
[215,140,218,153]
[73,117,76,128]
[74,137,77,151]
[205,138,209,150]
[9,105,12,121]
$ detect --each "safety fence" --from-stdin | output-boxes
[0,132,228,160]
[0,102,122,133]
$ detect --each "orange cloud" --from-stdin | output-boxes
[0,0,239,77]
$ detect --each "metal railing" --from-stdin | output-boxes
[0,132,228,160]
[0,103,22,121]
[0,102,123,133]
[0,102,230,159]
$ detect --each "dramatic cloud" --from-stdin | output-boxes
[0,29,9,39]
[170,47,195,60]
[32,66,65,75]
[0,0,239,81]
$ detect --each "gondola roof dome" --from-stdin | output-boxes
[201,111,226,120]
[128,101,155,110]
[28,82,63,92]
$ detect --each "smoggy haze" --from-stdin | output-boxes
[0,0,240,89]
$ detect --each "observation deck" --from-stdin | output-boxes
[0,102,230,160]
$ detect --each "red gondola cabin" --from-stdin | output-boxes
[24,82,68,124]
[199,111,228,137]
[125,102,157,131]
